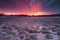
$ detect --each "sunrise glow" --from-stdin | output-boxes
[27,12,49,16]
[0,0,45,15]
[1,12,50,16]
[3,12,16,15]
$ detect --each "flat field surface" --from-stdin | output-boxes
[0,16,60,40]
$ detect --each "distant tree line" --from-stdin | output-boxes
[0,12,60,16]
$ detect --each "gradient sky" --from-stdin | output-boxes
[0,0,60,15]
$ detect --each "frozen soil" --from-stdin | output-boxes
[0,16,60,40]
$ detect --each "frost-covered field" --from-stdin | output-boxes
[0,16,60,40]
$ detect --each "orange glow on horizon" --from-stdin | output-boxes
[2,12,50,16]
[2,12,16,15]
[0,3,50,16]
